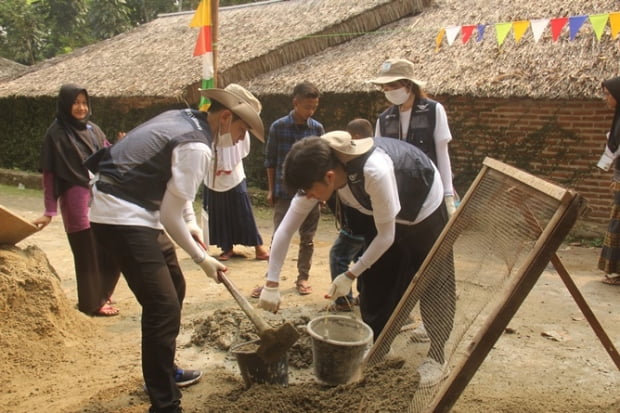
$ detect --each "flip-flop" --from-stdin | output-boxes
[219,250,234,261]
[94,304,119,317]
[602,274,620,285]
[296,280,312,295]
[250,285,263,299]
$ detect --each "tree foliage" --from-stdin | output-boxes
[0,0,261,65]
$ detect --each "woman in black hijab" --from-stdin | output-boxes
[33,84,121,315]
[598,76,620,285]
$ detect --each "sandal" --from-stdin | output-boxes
[219,250,234,261]
[94,304,119,317]
[602,274,620,286]
[250,285,263,299]
[296,280,312,295]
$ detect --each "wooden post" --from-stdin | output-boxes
[211,0,219,87]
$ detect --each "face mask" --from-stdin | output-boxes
[384,87,410,105]
[216,117,234,148]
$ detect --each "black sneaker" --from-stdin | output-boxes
[174,367,202,388]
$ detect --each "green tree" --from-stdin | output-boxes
[39,0,88,58]
[87,0,132,40]
[0,0,45,64]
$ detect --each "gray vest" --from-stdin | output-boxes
[88,109,211,211]
[345,137,435,222]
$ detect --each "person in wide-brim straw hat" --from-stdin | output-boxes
[201,83,264,142]
[259,129,456,388]
[369,58,458,221]
[86,83,265,413]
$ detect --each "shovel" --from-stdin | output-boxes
[193,236,299,363]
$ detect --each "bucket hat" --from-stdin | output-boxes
[321,131,374,163]
[368,58,426,88]
[200,84,264,141]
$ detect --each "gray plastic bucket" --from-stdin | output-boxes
[306,315,373,386]
[230,339,289,388]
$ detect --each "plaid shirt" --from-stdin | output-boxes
[264,111,325,200]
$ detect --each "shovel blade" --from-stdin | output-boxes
[256,322,300,363]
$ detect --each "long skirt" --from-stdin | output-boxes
[203,179,263,252]
[598,182,620,274]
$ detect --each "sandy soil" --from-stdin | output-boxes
[1,186,619,413]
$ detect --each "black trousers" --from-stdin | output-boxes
[358,204,456,364]
[91,223,186,413]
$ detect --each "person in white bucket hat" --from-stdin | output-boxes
[369,58,457,217]
[85,83,263,413]
[258,131,456,388]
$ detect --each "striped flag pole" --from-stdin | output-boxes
[190,0,219,111]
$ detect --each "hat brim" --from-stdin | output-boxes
[321,131,374,163]
[367,76,426,88]
[200,88,264,142]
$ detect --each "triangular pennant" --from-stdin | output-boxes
[435,28,446,52]
[193,25,213,57]
[568,15,588,40]
[550,17,568,41]
[461,25,476,44]
[530,18,550,42]
[445,26,461,46]
[476,24,486,42]
[512,20,530,43]
[495,22,512,47]
[609,12,620,39]
[189,0,212,28]
[198,77,215,111]
[202,53,214,79]
[589,14,609,41]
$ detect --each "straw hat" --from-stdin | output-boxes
[367,58,426,88]
[200,84,264,142]
[321,131,374,163]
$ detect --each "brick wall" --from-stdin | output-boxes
[438,95,612,230]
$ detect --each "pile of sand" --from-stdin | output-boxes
[0,245,93,392]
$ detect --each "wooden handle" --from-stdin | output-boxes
[218,270,271,334]
[191,234,271,334]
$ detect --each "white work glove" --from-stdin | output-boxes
[196,253,226,282]
[186,219,204,243]
[444,195,456,218]
[258,286,281,313]
[327,273,354,299]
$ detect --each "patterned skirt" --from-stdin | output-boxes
[598,181,620,274]
[203,179,263,251]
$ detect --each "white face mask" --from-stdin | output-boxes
[217,131,234,148]
[216,117,234,148]
[384,87,410,105]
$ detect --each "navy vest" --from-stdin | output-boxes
[378,97,438,165]
[344,137,435,222]
[88,109,211,211]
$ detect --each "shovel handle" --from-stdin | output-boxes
[191,234,271,334]
[217,270,271,334]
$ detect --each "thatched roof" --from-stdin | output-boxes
[0,57,27,81]
[0,0,418,99]
[241,0,620,99]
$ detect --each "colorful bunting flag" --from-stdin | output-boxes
[590,14,610,41]
[436,11,620,49]
[609,12,620,39]
[550,17,568,42]
[530,19,549,43]
[568,15,588,40]
[495,22,512,47]
[461,25,476,44]
[191,0,214,111]
[512,20,530,43]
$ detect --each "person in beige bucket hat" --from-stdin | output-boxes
[369,58,457,221]
[86,83,264,413]
[258,131,456,388]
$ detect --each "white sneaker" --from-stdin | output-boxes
[417,358,449,388]
[410,323,430,343]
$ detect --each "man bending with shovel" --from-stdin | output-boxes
[87,84,264,413]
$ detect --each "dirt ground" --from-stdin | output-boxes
[1,185,619,413]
